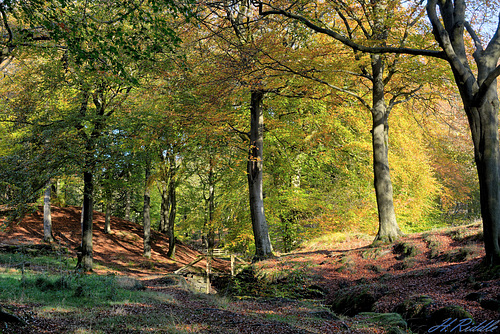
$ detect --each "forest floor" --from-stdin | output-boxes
[1,206,499,333]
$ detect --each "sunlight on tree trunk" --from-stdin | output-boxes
[248,90,273,261]
[371,55,402,243]
[43,180,54,243]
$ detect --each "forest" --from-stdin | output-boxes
[0,0,500,333]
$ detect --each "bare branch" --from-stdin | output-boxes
[227,122,250,139]
[464,21,484,52]
[387,85,423,111]
[258,2,447,59]
[0,4,13,46]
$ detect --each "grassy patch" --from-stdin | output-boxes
[226,262,320,299]
[393,241,421,260]
[441,244,482,263]
[301,232,348,250]
[446,225,483,244]
[0,271,159,308]
[336,254,356,273]
[422,234,442,259]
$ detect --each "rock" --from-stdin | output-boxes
[481,299,500,312]
[327,284,388,317]
[394,295,434,332]
[428,305,473,329]
[465,292,486,302]
[386,327,406,334]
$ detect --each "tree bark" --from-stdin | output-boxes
[471,98,500,265]
[143,159,152,258]
[104,189,112,234]
[426,0,500,265]
[43,180,54,243]
[206,156,216,250]
[104,202,111,234]
[124,188,131,221]
[159,185,167,233]
[247,89,273,261]
[166,169,176,259]
[77,170,94,271]
[371,54,402,243]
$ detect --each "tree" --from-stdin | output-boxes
[1,0,193,271]
[43,180,54,243]
[259,0,500,264]
[197,0,278,260]
[258,0,443,242]
[143,156,152,258]
[426,0,500,265]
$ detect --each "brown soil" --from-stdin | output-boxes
[1,207,500,333]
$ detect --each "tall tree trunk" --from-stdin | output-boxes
[206,156,216,250]
[104,190,112,234]
[464,78,500,265]
[43,180,54,243]
[166,171,176,259]
[78,170,94,271]
[104,203,111,234]
[472,100,500,265]
[143,159,152,258]
[124,188,131,221]
[247,89,273,261]
[425,0,500,265]
[371,54,402,243]
[159,185,167,233]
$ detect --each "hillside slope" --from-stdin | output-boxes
[0,205,228,275]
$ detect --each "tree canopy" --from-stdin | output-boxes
[1,0,494,265]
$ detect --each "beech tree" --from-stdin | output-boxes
[259,0,500,264]
[258,0,444,242]
[198,0,274,260]
[43,180,54,243]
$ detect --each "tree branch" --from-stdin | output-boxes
[484,13,500,59]
[257,2,447,59]
[0,4,13,46]
[426,0,477,95]
[227,122,249,140]
[464,21,484,52]
[475,64,500,106]
[387,85,423,111]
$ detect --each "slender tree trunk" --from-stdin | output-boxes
[124,189,131,221]
[43,180,54,243]
[159,185,167,233]
[207,157,216,250]
[166,172,176,259]
[104,190,111,234]
[371,54,402,243]
[143,159,152,258]
[104,202,111,234]
[78,170,94,271]
[247,89,273,261]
